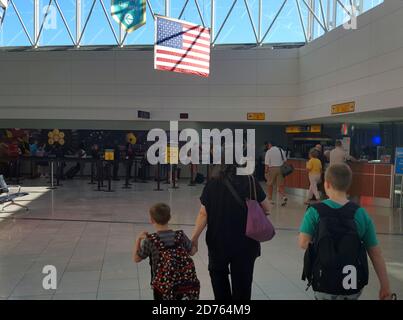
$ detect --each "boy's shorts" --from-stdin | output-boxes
[314,291,362,300]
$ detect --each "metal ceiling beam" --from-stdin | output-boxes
[295,0,308,43]
[54,0,75,46]
[301,0,328,32]
[178,0,190,20]
[9,0,34,45]
[77,0,96,46]
[98,0,120,45]
[243,0,259,44]
[259,0,288,45]
[212,0,237,45]
[34,0,53,48]
[194,0,206,27]
[146,0,155,20]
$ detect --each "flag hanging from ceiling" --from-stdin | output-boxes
[111,0,146,33]
[154,15,210,78]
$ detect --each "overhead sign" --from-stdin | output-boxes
[111,0,146,33]
[247,113,265,121]
[395,147,403,175]
[286,125,322,134]
[138,110,150,119]
[331,101,355,114]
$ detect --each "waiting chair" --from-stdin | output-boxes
[0,175,29,211]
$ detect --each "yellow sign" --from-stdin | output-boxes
[165,146,179,164]
[331,102,355,114]
[310,125,322,133]
[247,113,265,121]
[104,149,115,161]
[48,129,65,145]
[286,125,322,134]
[127,132,137,145]
[286,126,302,134]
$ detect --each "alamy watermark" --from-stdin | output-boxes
[146,121,256,176]
[342,4,358,30]
[42,265,57,290]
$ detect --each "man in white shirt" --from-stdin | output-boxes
[329,140,355,166]
[265,142,287,206]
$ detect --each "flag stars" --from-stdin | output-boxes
[157,18,183,49]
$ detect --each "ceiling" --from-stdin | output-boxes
[295,107,403,124]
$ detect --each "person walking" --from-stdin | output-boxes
[191,164,271,300]
[314,144,327,200]
[264,142,288,206]
[305,148,322,205]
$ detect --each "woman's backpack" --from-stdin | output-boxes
[148,231,200,300]
[302,202,369,295]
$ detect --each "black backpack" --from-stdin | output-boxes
[302,202,369,295]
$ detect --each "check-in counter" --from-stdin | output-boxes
[284,158,393,207]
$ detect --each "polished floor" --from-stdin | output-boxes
[0,177,402,300]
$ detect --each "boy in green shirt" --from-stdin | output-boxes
[299,164,392,300]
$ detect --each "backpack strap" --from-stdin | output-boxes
[174,230,185,245]
[310,201,359,220]
[147,233,165,250]
[223,178,247,210]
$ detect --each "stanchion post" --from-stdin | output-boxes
[16,158,21,185]
[171,165,178,189]
[56,159,61,187]
[154,163,163,191]
[88,160,96,185]
[188,164,196,186]
[47,160,56,190]
[133,159,138,183]
[206,164,211,183]
[122,159,132,189]
[104,162,114,192]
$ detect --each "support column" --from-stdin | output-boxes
[76,0,81,46]
[165,0,170,17]
[210,0,215,45]
[34,0,40,47]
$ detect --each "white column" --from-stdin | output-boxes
[165,0,170,17]
[34,0,40,46]
[76,0,81,46]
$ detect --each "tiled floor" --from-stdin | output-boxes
[0,177,402,300]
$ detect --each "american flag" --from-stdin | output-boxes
[154,16,210,78]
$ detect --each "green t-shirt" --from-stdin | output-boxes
[299,199,379,249]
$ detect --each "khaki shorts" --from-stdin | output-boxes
[265,166,284,186]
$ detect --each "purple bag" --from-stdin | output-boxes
[224,176,275,242]
[245,176,275,242]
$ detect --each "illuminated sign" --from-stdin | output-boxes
[286,125,322,134]
[331,102,355,114]
[104,149,115,161]
[247,113,265,121]
[165,146,179,164]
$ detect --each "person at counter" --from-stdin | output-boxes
[329,140,356,166]
[264,141,288,206]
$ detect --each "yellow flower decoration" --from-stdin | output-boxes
[127,133,137,145]
[48,129,65,146]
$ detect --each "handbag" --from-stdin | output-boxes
[279,148,294,177]
[224,176,275,242]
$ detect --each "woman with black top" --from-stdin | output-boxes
[191,164,271,300]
